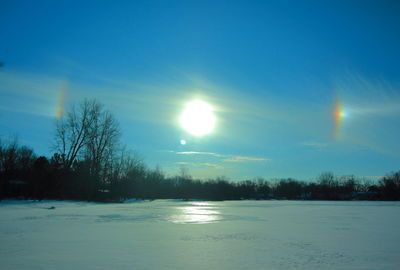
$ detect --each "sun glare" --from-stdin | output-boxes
[180,100,216,136]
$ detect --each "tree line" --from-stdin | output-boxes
[1,99,399,202]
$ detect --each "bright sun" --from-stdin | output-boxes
[180,100,216,136]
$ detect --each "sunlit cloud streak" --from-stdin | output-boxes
[201,163,225,169]
[176,161,225,170]
[176,151,223,157]
[222,156,269,163]
[301,141,329,148]
[173,150,269,163]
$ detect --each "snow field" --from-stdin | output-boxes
[1,200,399,270]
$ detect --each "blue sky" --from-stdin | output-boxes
[1,0,399,180]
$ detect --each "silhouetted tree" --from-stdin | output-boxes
[53,99,121,198]
[379,171,400,200]
[317,172,339,199]
[274,178,304,199]
[54,99,94,169]
[83,100,120,183]
[255,177,271,196]
[0,139,36,198]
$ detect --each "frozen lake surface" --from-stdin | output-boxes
[1,200,399,270]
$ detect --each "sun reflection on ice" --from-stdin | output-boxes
[169,202,221,224]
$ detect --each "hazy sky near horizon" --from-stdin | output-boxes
[1,0,400,180]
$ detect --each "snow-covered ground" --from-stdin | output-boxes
[1,200,399,270]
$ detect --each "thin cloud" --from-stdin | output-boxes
[174,151,269,163]
[222,156,269,163]
[176,161,190,165]
[176,151,223,157]
[201,163,225,169]
[301,141,329,148]
[175,161,225,169]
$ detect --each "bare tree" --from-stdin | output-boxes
[0,137,19,173]
[84,102,120,181]
[54,100,91,168]
[318,172,336,187]
[0,137,35,173]
[54,99,120,178]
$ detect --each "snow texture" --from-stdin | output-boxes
[1,200,399,269]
